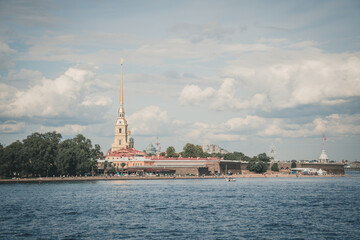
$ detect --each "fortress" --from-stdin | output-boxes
[101,61,241,176]
[100,61,343,176]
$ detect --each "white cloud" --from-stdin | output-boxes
[0,121,25,134]
[0,41,16,54]
[181,78,269,110]
[127,106,171,135]
[81,96,112,106]
[179,84,215,105]
[127,105,250,143]
[21,33,275,66]
[214,78,270,110]
[38,124,87,135]
[0,65,111,119]
[1,69,44,88]
[183,121,247,142]
[226,115,266,130]
[168,22,238,42]
[258,114,360,138]
[221,49,360,110]
[174,48,360,112]
[0,40,16,70]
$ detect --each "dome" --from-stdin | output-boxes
[145,143,157,155]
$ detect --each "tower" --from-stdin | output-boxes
[318,134,329,163]
[269,144,277,163]
[111,59,132,152]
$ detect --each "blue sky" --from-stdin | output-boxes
[0,0,359,161]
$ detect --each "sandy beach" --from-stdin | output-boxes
[0,173,342,183]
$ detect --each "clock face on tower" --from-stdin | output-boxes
[117,120,123,124]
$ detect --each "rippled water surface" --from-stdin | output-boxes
[1,175,359,239]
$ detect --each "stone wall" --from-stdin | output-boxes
[205,162,221,174]
[240,162,344,175]
[298,163,344,175]
[173,167,199,176]
[219,161,242,174]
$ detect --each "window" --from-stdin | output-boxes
[119,128,122,133]
[119,140,121,145]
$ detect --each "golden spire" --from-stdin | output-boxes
[120,58,123,106]
[118,58,125,116]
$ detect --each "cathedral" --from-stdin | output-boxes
[106,60,143,159]
[110,60,134,151]
[100,60,240,176]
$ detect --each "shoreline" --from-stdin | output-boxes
[0,173,343,183]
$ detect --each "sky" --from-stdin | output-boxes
[0,0,359,161]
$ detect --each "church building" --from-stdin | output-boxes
[106,60,143,159]
[101,60,241,176]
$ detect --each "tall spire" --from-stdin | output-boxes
[120,58,124,106]
[118,58,125,115]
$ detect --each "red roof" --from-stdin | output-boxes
[106,148,146,157]
[106,148,220,161]
[145,156,219,161]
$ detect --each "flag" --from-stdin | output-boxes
[323,134,326,141]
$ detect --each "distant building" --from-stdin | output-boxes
[145,143,157,155]
[319,134,329,164]
[98,156,241,176]
[202,144,229,154]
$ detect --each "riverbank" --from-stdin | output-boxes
[0,173,343,183]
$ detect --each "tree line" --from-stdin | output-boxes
[163,143,275,174]
[0,132,102,178]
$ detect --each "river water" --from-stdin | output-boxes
[0,174,359,239]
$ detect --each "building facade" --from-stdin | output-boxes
[110,60,134,152]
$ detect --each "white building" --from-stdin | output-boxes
[202,144,229,154]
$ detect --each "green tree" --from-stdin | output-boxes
[56,134,100,176]
[104,161,109,170]
[0,144,4,177]
[56,139,78,176]
[182,143,205,158]
[109,166,116,175]
[271,163,279,172]
[224,151,245,160]
[121,162,126,173]
[1,141,28,178]
[23,132,62,177]
[242,155,252,162]
[257,153,270,162]
[247,159,268,173]
[166,146,179,158]
[246,159,257,172]
[0,132,102,178]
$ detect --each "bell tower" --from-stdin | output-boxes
[111,59,132,152]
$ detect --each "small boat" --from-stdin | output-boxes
[224,164,236,181]
[225,177,236,182]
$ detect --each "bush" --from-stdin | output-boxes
[247,159,268,173]
[271,163,279,171]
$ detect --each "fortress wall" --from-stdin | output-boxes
[219,161,242,174]
[173,167,201,176]
[240,162,344,175]
[298,163,345,175]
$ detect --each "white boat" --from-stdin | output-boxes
[225,177,236,182]
[224,164,236,181]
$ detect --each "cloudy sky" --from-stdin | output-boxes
[0,0,359,161]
